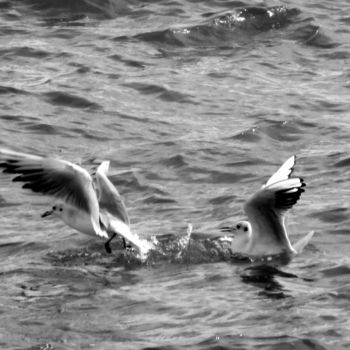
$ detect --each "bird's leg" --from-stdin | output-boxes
[122,238,127,249]
[122,237,133,251]
[104,233,116,254]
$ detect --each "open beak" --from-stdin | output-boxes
[41,210,53,218]
[219,226,236,240]
[220,226,236,233]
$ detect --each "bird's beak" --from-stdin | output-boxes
[41,210,53,218]
[220,226,236,233]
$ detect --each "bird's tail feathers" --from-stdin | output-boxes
[97,161,110,176]
[293,230,314,254]
[93,219,109,239]
[109,217,154,258]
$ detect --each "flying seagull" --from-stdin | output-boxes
[0,148,152,257]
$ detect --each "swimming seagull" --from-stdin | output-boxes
[221,156,314,258]
[0,148,153,258]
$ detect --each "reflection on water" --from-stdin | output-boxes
[240,265,301,299]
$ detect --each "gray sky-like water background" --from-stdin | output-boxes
[0,0,349,349]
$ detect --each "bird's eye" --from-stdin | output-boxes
[236,224,241,229]
[59,208,63,212]
[244,227,248,232]
[52,206,56,210]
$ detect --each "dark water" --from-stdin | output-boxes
[0,0,349,349]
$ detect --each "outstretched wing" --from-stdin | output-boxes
[0,148,97,214]
[94,160,130,225]
[95,161,153,256]
[244,156,305,256]
[264,155,296,188]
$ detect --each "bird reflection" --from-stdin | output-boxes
[239,264,299,299]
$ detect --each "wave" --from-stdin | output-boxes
[122,82,198,105]
[11,1,334,48]
[132,6,308,46]
[111,5,334,50]
[205,6,301,32]
[43,91,101,110]
[17,0,131,20]
[0,85,28,95]
[308,207,348,224]
[188,337,331,350]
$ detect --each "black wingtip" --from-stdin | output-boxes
[275,178,306,210]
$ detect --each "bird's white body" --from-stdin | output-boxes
[51,201,106,238]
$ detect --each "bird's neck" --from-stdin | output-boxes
[231,233,251,254]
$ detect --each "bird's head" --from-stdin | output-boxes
[41,203,65,219]
[230,220,252,253]
[233,221,252,236]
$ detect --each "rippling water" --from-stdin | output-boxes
[0,0,349,349]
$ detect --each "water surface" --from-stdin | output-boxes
[0,0,349,349]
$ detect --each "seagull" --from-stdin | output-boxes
[0,148,153,258]
[221,156,314,258]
